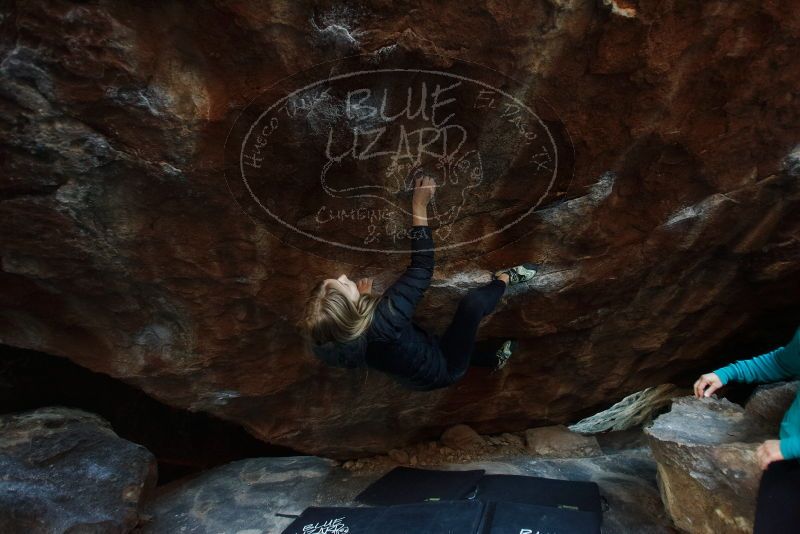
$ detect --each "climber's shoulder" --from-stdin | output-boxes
[367,293,411,342]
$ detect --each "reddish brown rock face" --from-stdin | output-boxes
[1,1,800,457]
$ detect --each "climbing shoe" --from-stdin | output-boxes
[494,339,518,370]
[493,263,538,286]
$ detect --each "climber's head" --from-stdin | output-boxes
[301,274,380,346]
[327,274,360,303]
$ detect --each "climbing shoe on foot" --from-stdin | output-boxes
[493,263,538,286]
[495,339,518,370]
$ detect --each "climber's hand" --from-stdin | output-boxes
[356,277,373,295]
[693,372,722,398]
[757,439,784,470]
[412,175,436,207]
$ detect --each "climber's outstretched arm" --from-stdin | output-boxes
[694,328,800,398]
[370,176,436,341]
[715,327,800,385]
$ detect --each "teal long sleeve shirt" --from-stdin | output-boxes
[713,326,800,460]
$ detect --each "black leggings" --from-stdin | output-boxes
[438,278,508,383]
[754,459,800,533]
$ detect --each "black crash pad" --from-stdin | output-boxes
[289,468,604,534]
[482,501,601,534]
[355,466,485,505]
[472,474,602,522]
[282,500,600,534]
[281,500,486,534]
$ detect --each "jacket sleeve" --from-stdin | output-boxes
[776,384,800,459]
[779,393,800,459]
[714,327,800,385]
[781,436,800,460]
[370,225,434,341]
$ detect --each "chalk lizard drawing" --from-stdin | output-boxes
[301,516,349,534]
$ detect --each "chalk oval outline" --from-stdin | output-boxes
[228,57,571,254]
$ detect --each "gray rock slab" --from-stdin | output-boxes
[139,456,337,534]
[0,407,157,534]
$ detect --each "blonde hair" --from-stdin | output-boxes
[301,279,382,346]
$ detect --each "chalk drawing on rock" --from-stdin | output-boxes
[224,53,574,265]
[302,517,349,534]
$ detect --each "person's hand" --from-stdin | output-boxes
[412,175,436,207]
[757,440,784,470]
[694,372,723,398]
[356,277,373,295]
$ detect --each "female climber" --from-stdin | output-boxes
[300,174,538,391]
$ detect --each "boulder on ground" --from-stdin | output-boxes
[0,407,157,534]
[140,456,337,534]
[387,448,410,464]
[525,424,602,457]
[645,396,781,533]
[569,384,679,433]
[440,424,485,451]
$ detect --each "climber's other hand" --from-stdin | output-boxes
[693,372,722,398]
[757,440,784,470]
[412,175,436,207]
[356,277,373,295]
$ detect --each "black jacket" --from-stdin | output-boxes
[311,225,450,390]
